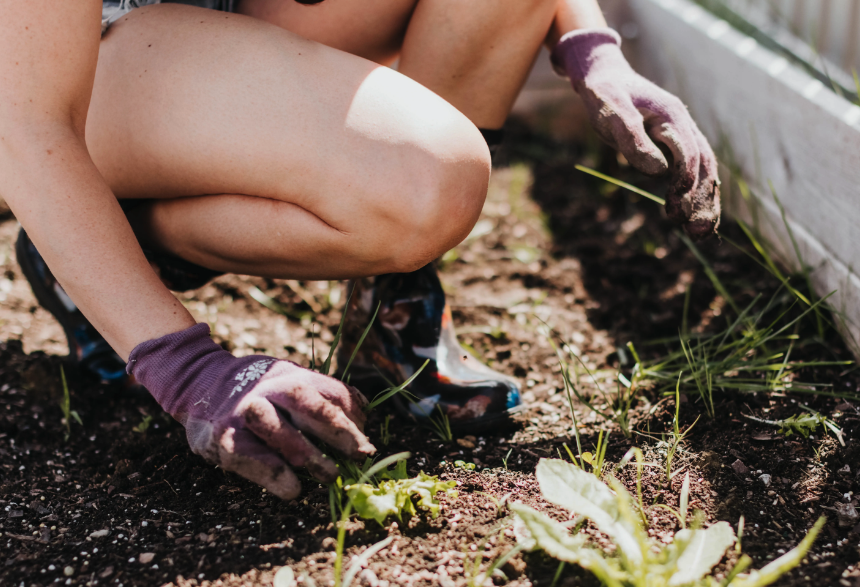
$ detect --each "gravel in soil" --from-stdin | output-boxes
[2,127,860,587]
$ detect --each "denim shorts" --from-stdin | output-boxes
[102,0,237,33]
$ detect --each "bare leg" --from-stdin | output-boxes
[238,0,559,129]
[86,4,490,279]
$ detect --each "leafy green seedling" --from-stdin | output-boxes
[742,404,844,446]
[59,366,82,441]
[502,448,514,470]
[344,469,457,526]
[512,458,825,587]
[454,460,476,471]
[379,414,392,446]
[132,415,153,436]
[581,429,610,477]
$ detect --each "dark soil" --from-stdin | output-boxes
[2,125,860,587]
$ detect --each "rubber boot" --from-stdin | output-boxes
[337,263,522,432]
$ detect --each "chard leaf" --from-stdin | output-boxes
[536,459,643,565]
[669,521,735,586]
[510,503,624,587]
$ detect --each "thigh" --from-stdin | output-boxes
[86,3,484,237]
[235,0,417,65]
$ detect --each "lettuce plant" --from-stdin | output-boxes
[345,470,457,526]
[512,459,824,587]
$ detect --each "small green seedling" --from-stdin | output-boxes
[502,448,514,470]
[544,320,635,438]
[427,404,454,442]
[132,415,153,435]
[453,460,476,471]
[743,405,845,446]
[665,372,699,482]
[59,366,82,441]
[379,414,392,446]
[512,458,825,587]
[581,429,610,477]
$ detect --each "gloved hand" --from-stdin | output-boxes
[552,28,721,240]
[127,323,375,499]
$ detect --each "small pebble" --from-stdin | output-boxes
[63,566,74,577]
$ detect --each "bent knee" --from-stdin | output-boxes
[379,122,490,273]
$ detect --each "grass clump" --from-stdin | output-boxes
[566,167,857,428]
[512,458,825,587]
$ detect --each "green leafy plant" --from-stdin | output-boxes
[59,366,82,441]
[379,414,392,446]
[742,405,844,445]
[132,415,153,436]
[329,452,456,587]
[454,460,476,471]
[502,447,514,470]
[512,458,825,587]
[581,430,610,476]
[344,467,457,526]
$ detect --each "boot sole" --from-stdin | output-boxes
[347,369,526,434]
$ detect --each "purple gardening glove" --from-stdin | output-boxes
[127,323,375,499]
[552,28,721,240]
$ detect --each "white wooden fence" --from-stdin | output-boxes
[512,0,860,356]
[629,0,860,356]
[702,0,860,83]
[726,0,860,73]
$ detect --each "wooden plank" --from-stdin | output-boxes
[628,0,860,356]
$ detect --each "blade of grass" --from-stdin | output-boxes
[366,359,427,411]
[574,165,666,205]
[678,232,742,317]
[341,301,380,381]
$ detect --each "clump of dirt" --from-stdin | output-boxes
[2,127,859,587]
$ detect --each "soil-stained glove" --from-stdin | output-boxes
[552,28,721,239]
[127,323,375,499]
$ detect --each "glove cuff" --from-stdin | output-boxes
[127,322,274,420]
[551,27,624,80]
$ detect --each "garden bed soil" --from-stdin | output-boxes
[2,126,859,587]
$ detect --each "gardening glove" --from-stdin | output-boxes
[552,28,721,240]
[127,323,375,500]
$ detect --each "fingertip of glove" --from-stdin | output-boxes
[684,217,721,241]
[267,473,302,501]
[306,456,339,484]
[357,439,377,458]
